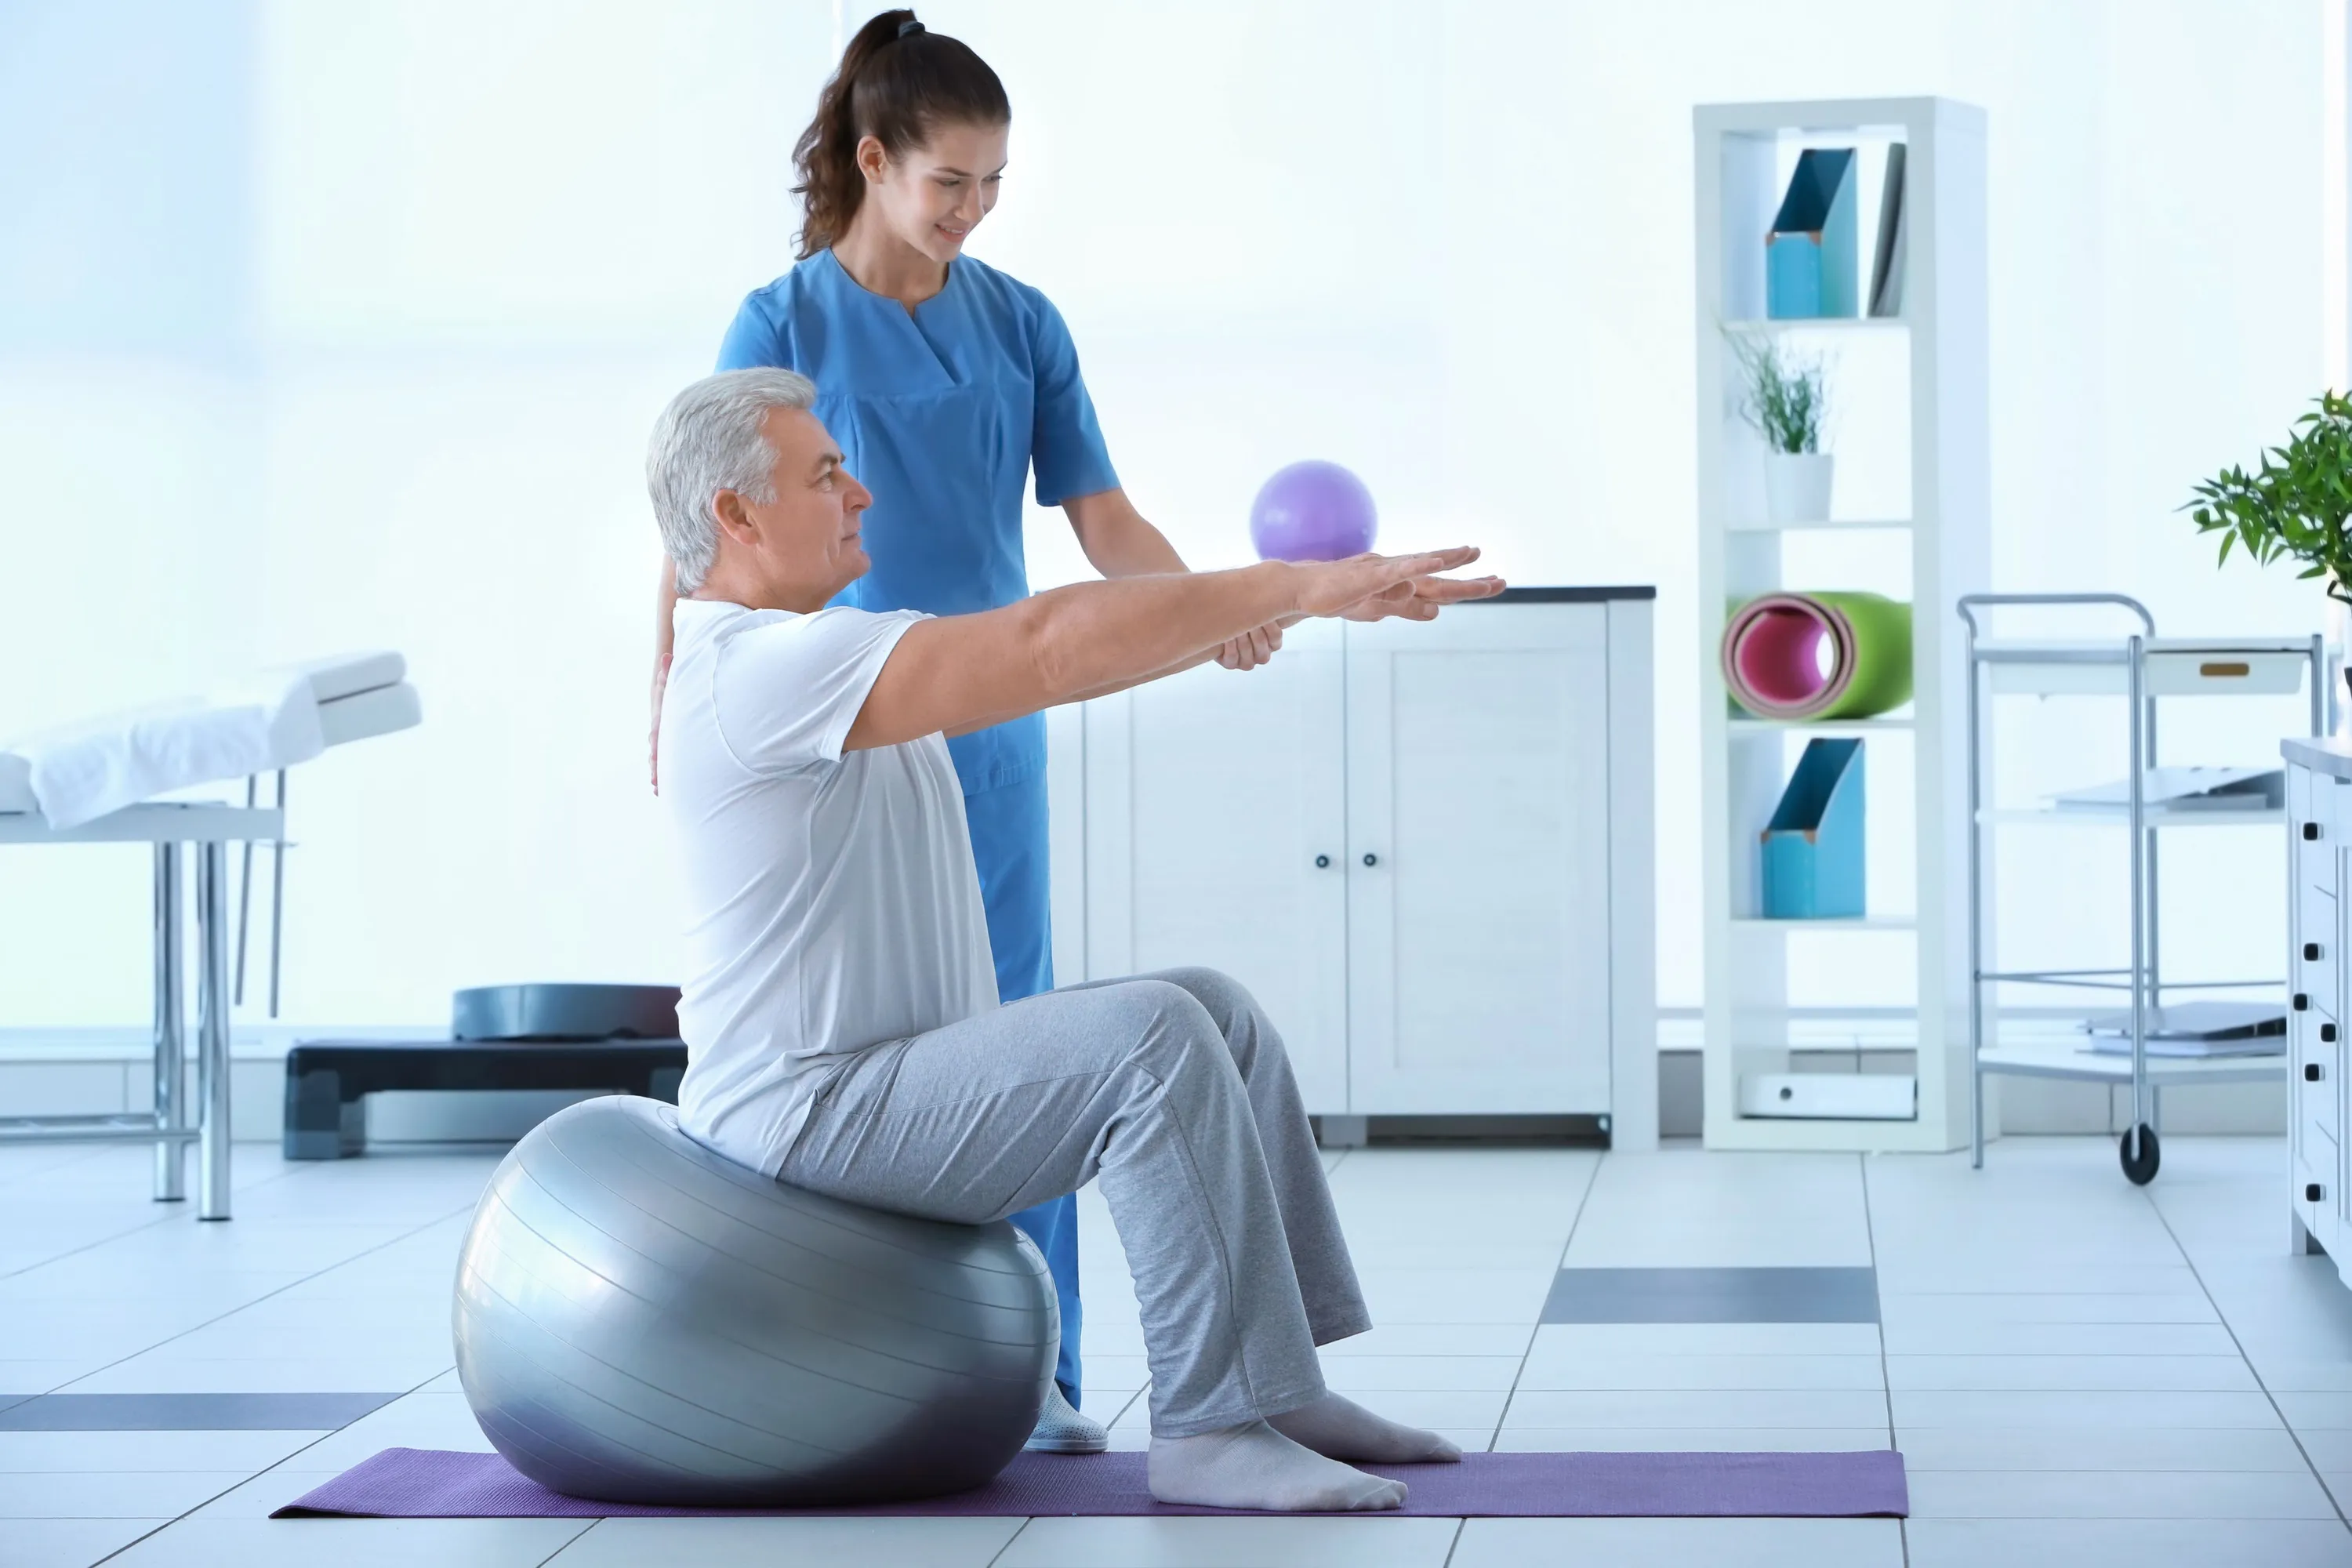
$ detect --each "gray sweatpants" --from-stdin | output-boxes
[779,966,1372,1437]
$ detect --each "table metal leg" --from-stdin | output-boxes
[196,842,233,1221]
[151,844,185,1203]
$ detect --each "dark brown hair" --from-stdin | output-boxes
[791,9,1011,259]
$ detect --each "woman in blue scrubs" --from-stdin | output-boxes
[651,9,1277,1453]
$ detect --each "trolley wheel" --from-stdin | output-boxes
[2119,1123,2161,1185]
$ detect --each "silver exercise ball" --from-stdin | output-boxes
[452,1095,1057,1506]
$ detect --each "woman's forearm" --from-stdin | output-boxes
[655,557,680,662]
[1066,489,1188,578]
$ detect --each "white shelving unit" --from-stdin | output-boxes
[1694,97,1989,1152]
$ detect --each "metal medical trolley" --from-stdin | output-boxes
[1958,593,2322,1185]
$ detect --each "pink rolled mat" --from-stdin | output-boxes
[1721,592,1912,722]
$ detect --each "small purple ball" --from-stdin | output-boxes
[1249,460,1378,562]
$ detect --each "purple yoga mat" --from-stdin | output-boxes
[274,1447,1907,1520]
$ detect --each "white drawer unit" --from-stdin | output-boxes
[1047,590,1657,1149]
[2283,740,2352,1291]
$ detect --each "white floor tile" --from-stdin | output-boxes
[0,1516,169,1568]
[0,1470,250,1518]
[1515,1353,1885,1392]
[1490,1428,1893,1453]
[1879,1294,2221,1327]
[1502,1389,1889,1429]
[1906,1518,2352,1567]
[291,1392,492,1469]
[1450,1516,1904,1568]
[1352,1269,1555,1324]
[2247,1359,2352,1392]
[1111,1389,1506,1433]
[995,1515,1461,1568]
[1319,1325,1535,1358]
[1895,1426,2313,1471]
[1314,1356,1524,1392]
[185,1470,346,1519]
[2280,1392,2352,1428]
[1890,1389,2285,1428]
[0,1430,326,1472]
[546,1517,1025,1567]
[60,1357,448,1395]
[1525,1323,1882,1356]
[1879,1322,2239,1356]
[1907,1468,2342,1519]
[1561,1153,1874,1270]
[1884,1355,2259,1392]
[102,1517,597,1567]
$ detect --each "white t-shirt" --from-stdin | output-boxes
[660,597,998,1174]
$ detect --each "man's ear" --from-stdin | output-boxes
[710,490,760,547]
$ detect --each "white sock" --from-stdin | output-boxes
[1268,1390,1463,1464]
[1148,1421,1408,1512]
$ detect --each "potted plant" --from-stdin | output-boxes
[1730,331,1831,523]
[2184,390,2352,716]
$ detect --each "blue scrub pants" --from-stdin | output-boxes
[963,775,1084,1407]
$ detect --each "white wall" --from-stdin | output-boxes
[0,0,2329,1029]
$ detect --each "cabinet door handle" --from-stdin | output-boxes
[2306,822,2324,840]
[2325,1024,2339,1044]
[1362,852,1380,868]
[2309,1183,2325,1203]
[2308,1062,2325,1082]
[2295,993,2310,1011]
[2307,942,2324,962]
[1313,855,1331,869]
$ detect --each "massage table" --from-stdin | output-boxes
[0,654,422,1218]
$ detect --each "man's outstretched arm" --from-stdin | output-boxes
[844,549,1498,753]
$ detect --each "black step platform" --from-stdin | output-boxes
[283,985,686,1159]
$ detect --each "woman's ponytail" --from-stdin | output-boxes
[790,9,1011,259]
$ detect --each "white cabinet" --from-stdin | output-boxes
[1047,593,1656,1148]
[2285,743,2352,1292]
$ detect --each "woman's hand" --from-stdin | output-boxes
[1215,621,1285,671]
[1290,546,1504,622]
[649,652,672,793]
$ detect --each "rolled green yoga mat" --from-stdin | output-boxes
[1722,591,1913,721]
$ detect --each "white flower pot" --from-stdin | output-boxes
[1765,451,1835,524]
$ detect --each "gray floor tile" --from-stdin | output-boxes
[1541,1268,1878,1325]
[546,1517,1026,1568]
[0,1392,401,1431]
[1907,1468,2342,1519]
[1450,1516,1904,1567]
[1906,1518,2352,1567]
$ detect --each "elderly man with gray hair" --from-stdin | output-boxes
[647,366,1501,1513]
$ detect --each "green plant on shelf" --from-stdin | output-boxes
[1726,330,1828,455]
[2183,390,2352,606]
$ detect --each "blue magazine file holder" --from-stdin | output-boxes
[1761,737,1864,919]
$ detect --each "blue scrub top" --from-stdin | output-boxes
[715,249,1119,795]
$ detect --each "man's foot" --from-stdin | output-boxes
[1025,1384,1109,1454]
[1269,1390,1462,1464]
[1148,1421,1406,1511]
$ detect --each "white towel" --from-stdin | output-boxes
[5,670,325,830]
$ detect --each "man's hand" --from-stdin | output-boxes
[1215,622,1284,670]
[1290,547,1504,622]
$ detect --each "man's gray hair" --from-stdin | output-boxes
[646,368,819,593]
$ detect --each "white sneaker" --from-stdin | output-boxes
[1025,1383,1109,1454]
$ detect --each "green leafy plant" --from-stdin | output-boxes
[2185,390,2352,607]
[1727,331,1827,455]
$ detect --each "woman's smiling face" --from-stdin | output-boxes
[857,119,1007,267]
